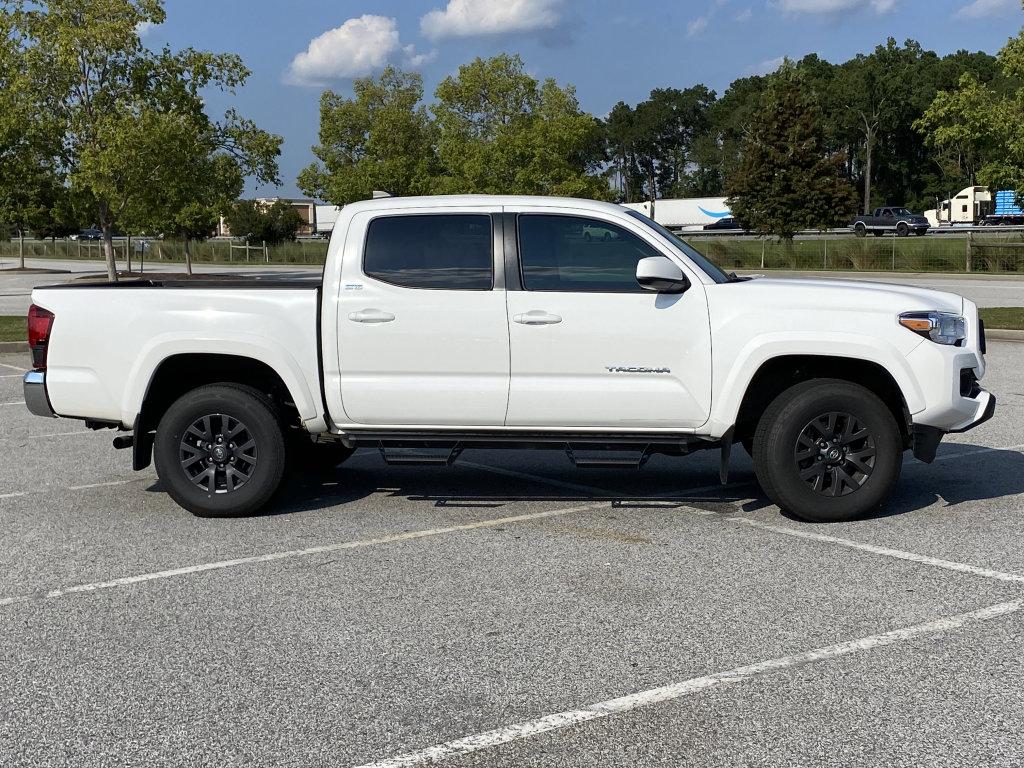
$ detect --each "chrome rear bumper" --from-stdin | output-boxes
[24,370,55,418]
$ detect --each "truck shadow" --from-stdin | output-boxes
[147,443,1024,520]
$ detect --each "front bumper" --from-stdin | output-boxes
[23,371,56,418]
[912,391,995,463]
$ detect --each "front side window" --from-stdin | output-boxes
[364,214,492,290]
[518,215,661,292]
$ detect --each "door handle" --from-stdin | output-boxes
[513,310,562,325]
[348,309,395,324]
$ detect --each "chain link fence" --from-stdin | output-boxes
[3,232,1024,273]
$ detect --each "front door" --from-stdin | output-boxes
[504,211,712,429]
[336,208,509,426]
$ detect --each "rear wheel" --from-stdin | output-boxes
[853,222,866,237]
[752,379,902,522]
[154,384,286,517]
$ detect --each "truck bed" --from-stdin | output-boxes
[32,279,325,430]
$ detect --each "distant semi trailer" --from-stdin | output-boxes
[925,186,1024,227]
[621,197,732,230]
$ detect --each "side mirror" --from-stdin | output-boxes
[636,256,690,293]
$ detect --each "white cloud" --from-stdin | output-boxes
[687,15,710,36]
[735,7,753,21]
[420,0,564,40]
[748,55,787,74]
[135,20,154,36]
[775,0,896,13]
[285,15,430,86]
[956,0,1017,18]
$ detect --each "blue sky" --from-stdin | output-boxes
[145,0,1023,199]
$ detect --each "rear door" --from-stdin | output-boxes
[335,207,509,426]
[503,209,712,429]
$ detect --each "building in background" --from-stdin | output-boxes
[216,197,318,237]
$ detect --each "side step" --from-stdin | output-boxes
[378,443,463,467]
[565,444,651,469]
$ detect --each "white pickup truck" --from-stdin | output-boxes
[23,195,994,522]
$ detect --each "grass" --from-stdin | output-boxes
[980,307,1024,331]
[0,315,24,342]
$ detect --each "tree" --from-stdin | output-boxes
[725,68,857,239]
[917,6,1024,205]
[224,200,302,246]
[298,67,440,205]
[11,0,281,280]
[431,54,607,198]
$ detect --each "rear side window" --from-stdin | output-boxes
[363,214,492,290]
[518,214,661,292]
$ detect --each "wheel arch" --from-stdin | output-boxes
[130,352,318,471]
[730,354,913,446]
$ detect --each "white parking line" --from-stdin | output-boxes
[0,363,24,372]
[0,491,28,500]
[355,598,1023,768]
[0,501,610,609]
[65,478,154,491]
[1,400,25,406]
[729,517,1024,584]
[0,374,23,378]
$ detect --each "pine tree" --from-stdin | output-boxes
[726,68,857,239]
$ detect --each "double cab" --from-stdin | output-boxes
[24,195,993,521]
[851,207,930,237]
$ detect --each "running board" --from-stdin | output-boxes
[566,444,652,469]
[378,444,464,467]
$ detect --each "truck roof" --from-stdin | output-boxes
[340,194,634,217]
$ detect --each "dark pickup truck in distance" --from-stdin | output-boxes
[850,207,929,237]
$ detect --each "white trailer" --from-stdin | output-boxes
[621,197,732,230]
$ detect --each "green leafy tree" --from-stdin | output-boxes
[725,68,857,238]
[917,6,1024,205]
[224,200,302,246]
[431,54,607,198]
[298,67,440,205]
[11,0,281,280]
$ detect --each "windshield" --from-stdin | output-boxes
[624,209,731,284]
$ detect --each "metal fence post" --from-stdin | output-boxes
[966,232,972,273]
[891,234,896,270]
[263,241,268,263]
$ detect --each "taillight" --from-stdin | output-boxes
[27,304,54,370]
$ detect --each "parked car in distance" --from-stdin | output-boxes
[703,217,743,231]
[23,195,993,523]
[582,223,620,241]
[70,228,103,241]
[850,208,929,237]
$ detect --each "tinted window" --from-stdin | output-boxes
[518,215,661,292]
[364,214,492,290]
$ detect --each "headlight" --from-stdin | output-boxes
[899,311,966,345]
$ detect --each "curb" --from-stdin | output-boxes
[986,329,1024,342]
[0,341,27,353]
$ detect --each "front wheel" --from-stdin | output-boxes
[896,222,909,237]
[752,379,903,522]
[154,384,286,517]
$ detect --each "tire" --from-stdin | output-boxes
[154,384,286,517]
[853,223,866,238]
[289,434,355,475]
[752,379,902,523]
[584,231,592,241]
[896,222,909,237]
[603,231,612,241]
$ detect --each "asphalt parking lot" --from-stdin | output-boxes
[2,346,1024,767]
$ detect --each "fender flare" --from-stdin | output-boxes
[121,332,322,429]
[706,332,925,436]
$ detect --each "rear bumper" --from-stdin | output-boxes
[23,371,56,418]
